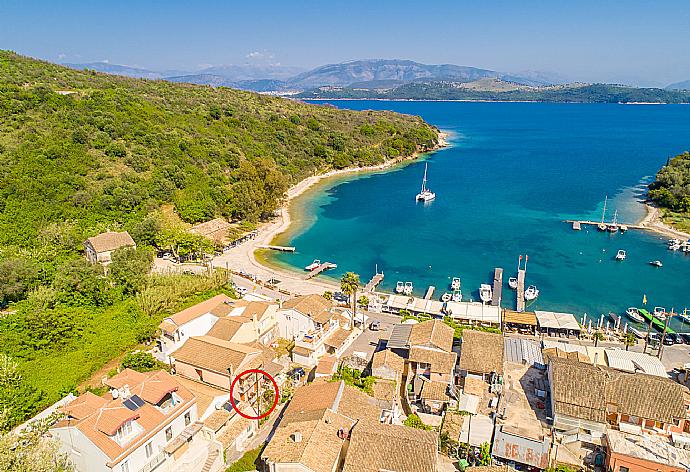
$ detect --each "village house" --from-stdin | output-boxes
[261,380,382,472]
[49,369,209,472]
[200,406,257,461]
[605,429,690,472]
[458,329,504,381]
[277,294,358,366]
[371,349,405,381]
[84,231,136,266]
[171,336,282,407]
[206,301,279,346]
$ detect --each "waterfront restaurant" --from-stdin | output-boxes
[535,310,581,337]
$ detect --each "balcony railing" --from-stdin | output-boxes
[295,324,336,349]
[139,450,166,472]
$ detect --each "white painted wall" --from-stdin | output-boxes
[159,313,220,361]
[275,309,315,340]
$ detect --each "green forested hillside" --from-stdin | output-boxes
[0,50,438,428]
[649,151,690,232]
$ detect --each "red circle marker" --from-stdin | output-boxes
[229,369,279,420]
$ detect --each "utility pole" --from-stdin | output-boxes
[659,309,674,360]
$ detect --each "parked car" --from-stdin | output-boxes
[663,334,676,345]
[236,286,248,296]
[369,320,381,331]
[647,333,660,347]
[288,367,305,381]
[679,333,690,345]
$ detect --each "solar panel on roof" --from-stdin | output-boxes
[123,394,146,411]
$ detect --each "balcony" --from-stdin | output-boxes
[139,450,166,472]
[294,323,337,350]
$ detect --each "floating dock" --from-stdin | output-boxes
[364,272,384,292]
[424,286,435,300]
[564,220,644,231]
[491,268,503,307]
[638,308,676,334]
[305,262,337,279]
[516,269,526,312]
[257,245,296,252]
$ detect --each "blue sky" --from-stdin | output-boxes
[2,0,689,86]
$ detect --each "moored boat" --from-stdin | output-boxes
[524,285,539,301]
[508,277,518,289]
[451,290,462,302]
[653,306,667,321]
[615,249,626,261]
[479,284,492,303]
[403,282,413,296]
[395,281,404,294]
[626,307,644,323]
[415,163,436,202]
[441,292,452,302]
[649,260,663,267]
[451,277,461,291]
[679,309,690,323]
[305,259,321,271]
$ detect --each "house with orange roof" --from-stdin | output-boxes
[84,231,136,266]
[49,369,211,472]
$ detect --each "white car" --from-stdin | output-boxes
[236,286,248,296]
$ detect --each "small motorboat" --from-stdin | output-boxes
[620,225,628,232]
[679,309,690,323]
[653,306,667,321]
[625,307,644,323]
[508,277,518,290]
[441,292,452,302]
[479,284,492,304]
[597,223,607,231]
[452,290,462,302]
[615,249,626,261]
[649,260,663,267]
[305,259,321,271]
[403,282,413,296]
[395,281,404,294]
[451,277,461,291]
[524,285,539,301]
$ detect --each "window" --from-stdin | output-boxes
[121,460,130,472]
[145,442,153,458]
[117,421,133,440]
[184,411,191,426]
[619,467,629,472]
[165,427,173,442]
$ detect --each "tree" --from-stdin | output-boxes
[357,295,369,309]
[0,416,74,471]
[121,351,168,372]
[478,442,492,466]
[0,354,44,431]
[131,216,161,247]
[340,272,360,326]
[52,259,108,306]
[109,247,154,295]
[403,414,432,430]
[322,291,333,300]
[593,330,605,347]
[0,257,38,305]
[624,332,636,351]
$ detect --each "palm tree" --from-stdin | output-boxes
[624,332,636,351]
[593,330,605,347]
[340,272,360,327]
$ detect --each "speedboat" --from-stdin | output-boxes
[597,223,607,231]
[625,307,644,323]
[615,250,626,261]
[653,306,667,321]
[679,309,690,323]
[508,277,518,290]
[305,259,321,271]
[403,282,413,296]
[451,277,461,291]
[452,290,462,302]
[649,260,663,267]
[415,163,436,202]
[479,284,492,303]
[524,285,539,301]
[441,292,452,302]
[620,225,628,232]
[395,281,404,294]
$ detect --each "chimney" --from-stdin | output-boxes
[292,431,302,443]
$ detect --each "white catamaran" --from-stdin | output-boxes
[416,163,436,202]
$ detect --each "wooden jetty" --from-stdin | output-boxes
[564,220,644,231]
[572,221,581,230]
[364,271,384,292]
[491,268,503,307]
[258,244,296,252]
[424,286,435,300]
[305,262,337,279]
[516,269,526,312]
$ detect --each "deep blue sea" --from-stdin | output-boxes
[271,101,690,330]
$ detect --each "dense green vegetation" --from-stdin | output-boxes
[0,50,439,430]
[649,151,690,232]
[400,312,501,339]
[332,365,375,395]
[225,445,263,472]
[298,82,690,103]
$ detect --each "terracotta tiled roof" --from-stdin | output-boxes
[337,385,381,422]
[324,328,351,349]
[408,347,457,374]
[172,336,260,374]
[459,330,504,374]
[158,294,233,333]
[419,380,452,402]
[85,231,135,253]
[550,357,687,424]
[315,355,338,375]
[342,420,438,472]
[189,218,234,245]
[409,320,454,351]
[291,345,314,358]
[206,316,251,341]
[203,409,232,432]
[371,349,405,374]
[130,371,181,405]
[105,368,146,390]
[53,370,195,465]
[243,301,273,319]
[282,294,333,318]
[281,381,343,424]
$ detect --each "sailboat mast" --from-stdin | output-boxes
[600,196,608,224]
[421,163,428,193]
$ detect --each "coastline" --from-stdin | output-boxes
[211,131,450,295]
[638,202,690,240]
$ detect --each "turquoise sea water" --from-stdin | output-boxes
[271,102,690,330]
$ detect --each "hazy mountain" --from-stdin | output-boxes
[666,79,690,91]
[165,73,234,87]
[63,62,167,79]
[197,64,305,81]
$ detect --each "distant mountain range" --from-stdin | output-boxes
[63,59,690,101]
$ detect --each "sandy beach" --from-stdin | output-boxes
[211,131,449,295]
[638,202,690,240]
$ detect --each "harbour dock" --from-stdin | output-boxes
[572,221,581,230]
[565,220,644,231]
[257,244,296,252]
[424,286,435,300]
[305,262,337,279]
[491,268,503,307]
[516,269,526,312]
[639,308,676,334]
[364,271,384,292]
